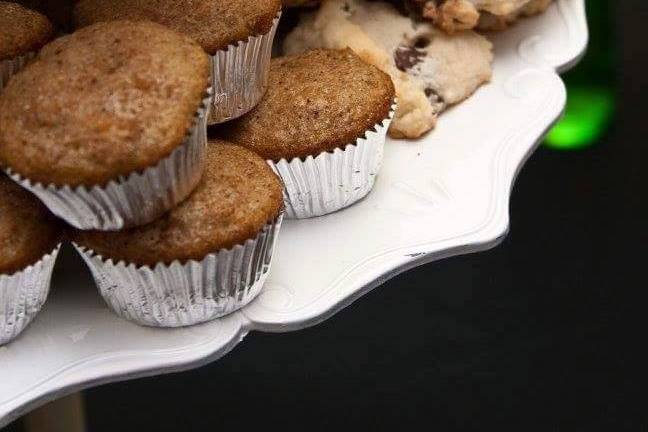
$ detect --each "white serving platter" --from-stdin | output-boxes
[0,0,587,426]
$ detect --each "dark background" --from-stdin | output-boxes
[6,0,648,430]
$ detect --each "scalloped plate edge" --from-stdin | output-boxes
[0,0,585,426]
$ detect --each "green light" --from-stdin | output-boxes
[545,86,615,151]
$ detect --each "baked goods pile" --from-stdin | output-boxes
[0,0,552,342]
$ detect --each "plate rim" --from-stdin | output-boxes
[0,0,589,426]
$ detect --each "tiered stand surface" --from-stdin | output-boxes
[0,1,587,426]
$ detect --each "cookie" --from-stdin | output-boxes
[477,0,552,31]
[284,0,492,139]
[405,0,553,33]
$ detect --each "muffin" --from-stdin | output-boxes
[0,175,62,345]
[0,20,211,231]
[0,1,54,89]
[217,48,396,219]
[73,0,283,124]
[73,142,284,327]
[15,0,76,31]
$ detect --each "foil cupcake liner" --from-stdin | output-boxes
[0,52,35,90]
[0,244,61,346]
[6,90,213,231]
[271,102,396,219]
[74,215,283,328]
[209,13,281,124]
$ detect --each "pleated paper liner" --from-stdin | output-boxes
[271,101,396,219]
[0,244,61,345]
[74,215,283,328]
[0,51,35,90]
[209,12,281,124]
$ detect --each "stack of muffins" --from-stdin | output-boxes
[0,0,395,342]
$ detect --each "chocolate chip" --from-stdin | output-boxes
[425,87,444,103]
[394,45,426,71]
[425,87,445,113]
[414,37,431,49]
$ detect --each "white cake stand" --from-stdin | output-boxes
[0,0,588,426]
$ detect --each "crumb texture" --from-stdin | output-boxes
[74,143,284,266]
[0,175,62,274]
[218,48,395,161]
[0,20,210,187]
[73,0,282,53]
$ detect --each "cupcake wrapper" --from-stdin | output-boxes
[271,102,396,219]
[209,13,281,124]
[0,52,35,89]
[74,215,283,328]
[6,90,213,231]
[0,244,61,346]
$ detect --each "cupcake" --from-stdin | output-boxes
[0,1,54,89]
[217,48,396,219]
[73,142,284,328]
[0,20,212,231]
[0,175,62,345]
[73,0,282,124]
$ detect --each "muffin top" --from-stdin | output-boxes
[0,20,210,187]
[0,175,62,275]
[73,0,282,54]
[0,1,54,61]
[217,49,395,162]
[74,142,283,266]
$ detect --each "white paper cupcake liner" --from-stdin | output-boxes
[0,244,61,346]
[209,13,281,124]
[0,52,35,90]
[74,215,283,328]
[270,102,396,219]
[5,89,213,231]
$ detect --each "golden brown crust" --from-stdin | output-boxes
[0,20,210,187]
[0,1,54,61]
[216,49,395,162]
[0,175,62,275]
[73,143,284,267]
[73,0,282,54]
